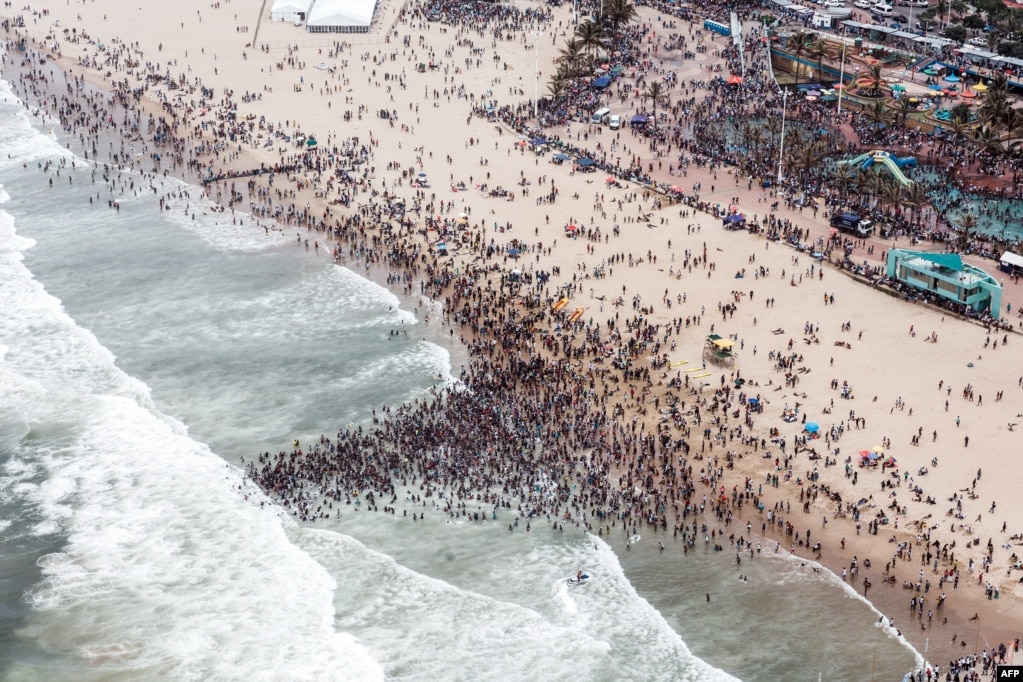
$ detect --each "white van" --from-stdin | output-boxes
[608,114,621,130]
[591,107,610,124]
[873,2,893,14]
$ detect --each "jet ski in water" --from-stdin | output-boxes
[567,571,591,586]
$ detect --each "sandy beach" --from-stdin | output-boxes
[4,0,1023,675]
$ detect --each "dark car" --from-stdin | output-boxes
[893,13,908,22]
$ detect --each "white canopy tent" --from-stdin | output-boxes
[307,0,378,33]
[270,0,313,22]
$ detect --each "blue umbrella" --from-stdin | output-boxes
[553,153,571,161]
[805,422,819,433]
[723,214,746,224]
[576,158,595,167]
[592,76,612,89]
[529,138,546,146]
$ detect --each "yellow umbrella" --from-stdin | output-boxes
[972,83,988,92]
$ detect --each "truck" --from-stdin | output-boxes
[830,212,874,237]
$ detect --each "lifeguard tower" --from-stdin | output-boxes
[704,334,737,366]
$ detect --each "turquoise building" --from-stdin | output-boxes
[885,250,1002,319]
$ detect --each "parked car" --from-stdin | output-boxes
[968,36,988,46]
[893,13,908,22]
[854,0,872,8]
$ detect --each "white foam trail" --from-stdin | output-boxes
[0,201,383,680]
[763,550,926,670]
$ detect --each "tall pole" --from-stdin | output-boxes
[837,27,847,119]
[777,89,788,184]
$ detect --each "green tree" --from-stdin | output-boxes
[954,212,978,253]
[786,31,814,87]
[601,0,638,52]
[640,80,669,132]
[574,20,605,59]
[944,24,967,42]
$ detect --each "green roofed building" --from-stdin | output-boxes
[885,249,1002,319]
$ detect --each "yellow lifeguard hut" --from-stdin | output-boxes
[704,334,736,366]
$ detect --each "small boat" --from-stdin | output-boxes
[567,573,591,587]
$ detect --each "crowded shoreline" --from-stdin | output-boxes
[3,0,1023,677]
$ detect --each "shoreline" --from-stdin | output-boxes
[3,1,1022,677]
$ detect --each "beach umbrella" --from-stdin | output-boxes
[867,452,881,460]
[959,90,976,99]
[723,214,746,224]
[606,176,616,184]
[529,138,546,146]
[576,158,595,167]
[972,83,988,92]
[507,247,521,256]
[727,74,743,85]
[891,84,906,92]
[805,422,819,433]
[885,456,897,466]
[944,74,960,82]
[928,83,942,90]
[871,445,884,454]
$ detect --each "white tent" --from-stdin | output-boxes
[270,0,313,22]
[307,0,377,33]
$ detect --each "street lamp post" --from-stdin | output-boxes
[837,27,847,119]
[778,89,789,184]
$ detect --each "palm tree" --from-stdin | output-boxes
[546,74,568,103]
[640,81,669,132]
[954,211,978,253]
[1002,108,1023,156]
[902,181,928,226]
[806,37,829,83]
[865,99,889,131]
[946,117,971,149]
[896,97,914,127]
[858,62,887,97]
[601,0,638,53]
[575,20,605,60]
[786,31,813,87]
[972,123,1005,159]
[557,38,586,81]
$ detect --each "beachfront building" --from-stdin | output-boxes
[885,249,1002,319]
[306,0,378,33]
[270,0,313,22]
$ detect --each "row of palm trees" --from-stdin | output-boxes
[545,0,638,112]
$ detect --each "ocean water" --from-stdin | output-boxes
[0,73,921,682]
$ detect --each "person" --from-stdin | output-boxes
[576,570,583,582]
